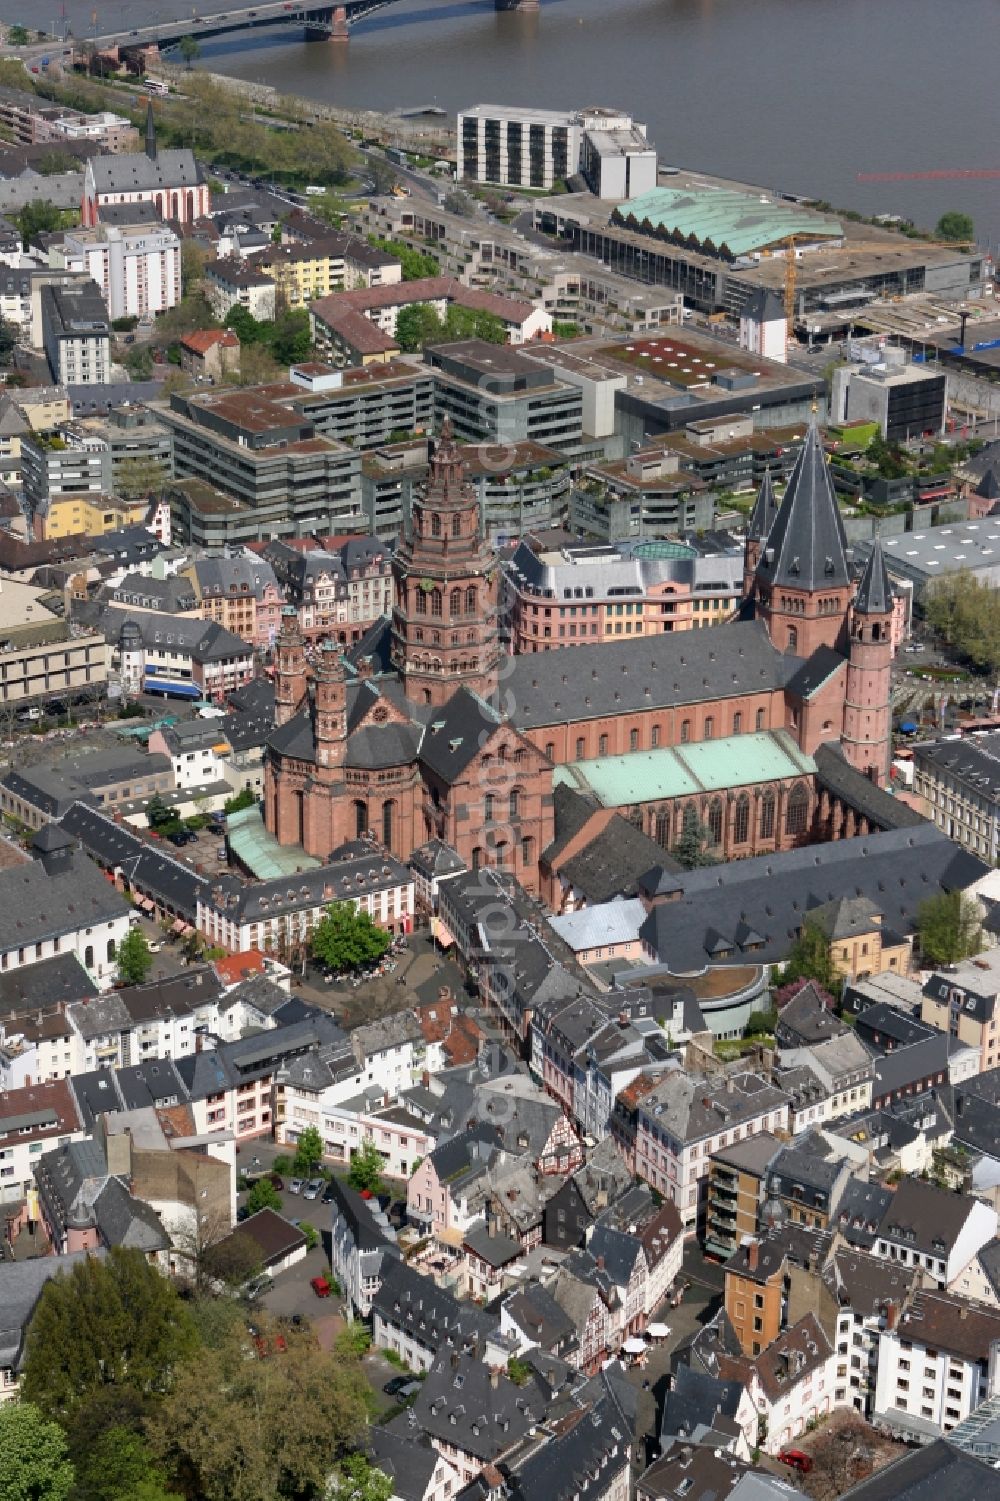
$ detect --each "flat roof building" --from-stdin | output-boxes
[40,280,110,387]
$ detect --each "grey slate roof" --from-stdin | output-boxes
[507,620,797,729]
[660,1362,746,1446]
[877,1177,980,1257]
[400,1346,542,1461]
[837,1439,999,1501]
[203,848,410,924]
[101,605,251,662]
[374,1255,496,1355]
[854,535,894,616]
[747,467,778,543]
[0,850,129,952]
[0,1250,105,1373]
[0,953,97,1018]
[814,742,926,829]
[755,424,851,592]
[418,688,500,784]
[58,802,208,921]
[367,1429,442,1501]
[90,147,202,194]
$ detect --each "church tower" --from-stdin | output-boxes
[313,640,348,779]
[842,537,894,783]
[274,607,307,727]
[755,425,853,658]
[390,418,500,708]
[742,467,778,603]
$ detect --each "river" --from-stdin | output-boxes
[6,0,1000,248]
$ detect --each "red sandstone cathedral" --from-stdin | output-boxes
[264,419,896,895]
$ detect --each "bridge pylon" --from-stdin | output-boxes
[305,5,349,40]
[494,0,540,12]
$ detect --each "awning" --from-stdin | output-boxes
[623,1337,646,1354]
[899,721,918,734]
[647,1322,671,1339]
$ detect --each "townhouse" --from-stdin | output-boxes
[368,1428,463,1501]
[373,1255,497,1372]
[735,1312,837,1456]
[182,554,284,652]
[922,951,1000,1075]
[407,1125,501,1239]
[0,1076,83,1205]
[872,1177,998,1292]
[327,1172,400,1317]
[403,1349,549,1486]
[65,967,225,1073]
[0,848,131,991]
[873,1292,1000,1443]
[778,1032,874,1120]
[821,1248,918,1419]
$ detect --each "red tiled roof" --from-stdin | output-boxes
[311,276,538,329]
[214,949,267,985]
[181,329,240,354]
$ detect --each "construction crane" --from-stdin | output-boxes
[858,167,1000,182]
[783,235,800,339]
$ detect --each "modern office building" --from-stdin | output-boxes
[21,427,112,520]
[457,105,656,198]
[0,578,107,710]
[830,343,948,441]
[40,280,110,386]
[424,340,584,449]
[282,360,434,452]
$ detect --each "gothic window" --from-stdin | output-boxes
[354,800,368,837]
[575,737,585,759]
[484,793,495,821]
[651,724,660,748]
[788,625,798,652]
[431,513,441,537]
[786,783,809,836]
[382,800,395,850]
[509,787,521,818]
[707,797,723,845]
[472,846,483,871]
[681,719,691,743]
[466,585,477,613]
[734,793,750,845]
[599,734,608,755]
[450,588,462,615]
[655,813,669,846]
[416,591,427,615]
[630,728,639,751]
[760,790,776,840]
[756,707,766,731]
[733,711,743,734]
[520,836,534,868]
[705,717,715,740]
[452,514,462,538]
[431,590,443,618]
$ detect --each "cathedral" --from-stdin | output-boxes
[264,419,896,896]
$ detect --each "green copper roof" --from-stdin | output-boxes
[621,185,843,258]
[554,729,815,807]
[226,805,322,881]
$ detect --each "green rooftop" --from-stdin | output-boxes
[226,805,322,881]
[554,729,815,807]
[616,185,843,259]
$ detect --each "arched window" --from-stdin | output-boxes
[484,793,495,821]
[354,800,368,837]
[452,513,462,538]
[707,798,723,845]
[788,625,798,652]
[545,742,555,759]
[599,734,608,756]
[630,728,639,751]
[431,590,442,618]
[416,590,427,615]
[449,588,462,616]
[655,813,669,847]
[509,787,521,819]
[575,737,585,759]
[431,513,442,537]
[760,790,776,840]
[520,836,534,868]
[651,724,660,748]
[466,585,477,613]
[494,840,508,868]
[756,707,766,731]
[472,846,483,871]
[733,711,742,734]
[734,793,750,845]
[786,783,809,836]
[704,716,715,740]
[680,719,691,743]
[382,800,394,850]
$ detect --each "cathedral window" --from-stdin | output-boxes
[704,717,714,740]
[431,514,442,537]
[760,790,776,840]
[707,797,723,846]
[786,784,809,836]
[734,794,750,845]
[452,514,462,537]
[450,589,462,615]
[680,720,690,744]
[599,734,608,755]
[521,836,533,868]
[787,625,798,652]
[466,586,477,613]
[630,729,639,751]
[651,725,660,748]
[416,591,427,616]
[733,711,742,734]
[431,591,443,618]
[576,737,585,759]
[756,708,766,731]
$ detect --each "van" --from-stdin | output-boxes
[305,185,325,196]
[16,707,41,723]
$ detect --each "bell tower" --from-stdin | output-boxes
[743,467,778,603]
[314,640,348,779]
[842,537,894,784]
[391,418,500,708]
[274,607,307,727]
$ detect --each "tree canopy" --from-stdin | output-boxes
[348,1137,384,1195]
[393,301,507,352]
[73,1427,182,1501]
[224,305,312,367]
[917,890,982,966]
[116,926,153,987]
[116,454,168,501]
[0,1401,75,1501]
[671,805,718,869]
[367,235,438,281]
[935,210,975,243]
[330,1455,394,1501]
[923,569,1000,675]
[21,1248,198,1434]
[15,198,69,251]
[245,1177,282,1216]
[777,919,842,998]
[293,1124,324,1177]
[310,902,390,973]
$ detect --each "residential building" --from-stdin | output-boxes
[739,1311,837,1455]
[872,1177,998,1291]
[0,87,135,150]
[704,1133,783,1262]
[406,1124,500,1239]
[922,953,1000,1074]
[402,1350,546,1485]
[838,1441,1000,1501]
[0,1076,83,1203]
[912,732,1000,866]
[32,1133,170,1261]
[182,555,284,652]
[81,110,209,228]
[65,967,225,1072]
[0,846,130,990]
[109,608,253,703]
[0,746,173,827]
[373,1256,496,1371]
[873,1292,1000,1443]
[457,105,656,198]
[179,329,241,381]
[60,221,181,321]
[281,359,434,452]
[40,279,110,386]
[21,424,113,523]
[261,535,392,645]
[0,577,107,710]
[0,386,71,485]
[367,1428,462,1501]
[327,1172,400,1316]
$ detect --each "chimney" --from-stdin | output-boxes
[747,1240,760,1273]
[596,1254,605,1271]
[885,1301,898,1331]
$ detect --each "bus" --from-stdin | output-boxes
[145,76,169,97]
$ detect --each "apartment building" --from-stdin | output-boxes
[425,340,583,449]
[922,952,1000,1074]
[203,258,276,321]
[40,280,110,386]
[872,1177,998,1292]
[110,607,254,702]
[912,732,1000,866]
[0,578,108,710]
[0,86,135,150]
[66,967,225,1073]
[21,425,111,519]
[261,535,392,645]
[283,359,434,452]
[61,222,181,322]
[182,555,284,652]
[0,1077,83,1204]
[873,1293,1000,1442]
[704,1132,783,1261]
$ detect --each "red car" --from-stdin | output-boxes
[778,1449,813,1474]
[310,1275,332,1298]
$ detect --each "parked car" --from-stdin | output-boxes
[303,1178,324,1200]
[778,1450,813,1474]
[242,1273,273,1302]
[289,1178,304,1195]
[321,1184,336,1204]
[382,1375,412,1397]
[269,1174,284,1191]
[310,1275,332,1298]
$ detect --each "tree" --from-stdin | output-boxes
[116,926,153,987]
[0,1401,74,1501]
[174,1207,260,1295]
[924,570,1000,675]
[15,198,66,250]
[20,1248,198,1434]
[310,902,390,973]
[35,150,77,176]
[74,1427,181,1501]
[178,34,201,68]
[935,211,975,243]
[146,792,173,828]
[298,1220,320,1251]
[124,344,155,380]
[443,305,506,344]
[224,787,257,815]
[348,1137,384,1195]
[147,1326,370,1501]
[293,1124,324,1177]
[181,239,209,296]
[803,1414,875,1500]
[671,805,718,869]
[330,1455,394,1501]
[245,1176,282,1216]
[270,307,312,366]
[777,919,842,997]
[7,24,30,45]
[918,890,982,966]
[0,315,16,366]
[116,455,167,501]
[393,301,445,352]
[368,235,438,281]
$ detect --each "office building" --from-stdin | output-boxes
[0,577,107,710]
[40,280,110,386]
[830,344,947,441]
[425,340,584,450]
[457,104,656,198]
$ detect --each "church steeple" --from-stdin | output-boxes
[743,467,778,601]
[145,100,157,161]
[390,418,499,709]
[754,425,854,657]
[853,533,894,617]
[843,536,894,783]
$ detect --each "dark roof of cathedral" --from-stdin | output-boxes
[976,466,1000,500]
[268,709,316,764]
[814,743,926,830]
[755,425,851,593]
[348,616,394,676]
[345,721,422,770]
[419,688,502,783]
[747,468,779,542]
[507,620,796,729]
[785,645,847,702]
[854,536,895,616]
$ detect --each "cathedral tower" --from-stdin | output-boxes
[313,640,348,778]
[742,467,778,603]
[842,537,894,783]
[390,418,500,708]
[274,607,307,727]
[755,425,853,658]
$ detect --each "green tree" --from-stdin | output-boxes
[124,344,155,380]
[15,198,66,250]
[924,570,1000,675]
[918,890,982,966]
[393,301,445,352]
[181,239,209,296]
[0,316,16,366]
[443,305,506,344]
[146,792,173,828]
[334,1323,372,1358]
[35,150,77,176]
[178,34,201,68]
[0,1401,74,1501]
[310,902,390,973]
[935,211,975,243]
[330,1455,394,1501]
[348,1137,384,1195]
[116,455,167,500]
[298,1220,320,1251]
[7,24,30,45]
[224,786,257,815]
[225,304,267,345]
[368,235,439,281]
[21,1248,198,1434]
[293,1124,324,1177]
[270,307,311,366]
[74,1427,181,1501]
[245,1176,282,1215]
[115,926,153,987]
[778,919,841,997]
[671,805,718,869]
[148,1325,369,1501]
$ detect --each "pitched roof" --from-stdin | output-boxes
[877,1178,984,1257]
[755,425,850,592]
[747,467,779,544]
[418,688,501,784]
[854,535,894,616]
[374,1255,497,1356]
[836,1439,999,1501]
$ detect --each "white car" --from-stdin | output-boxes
[288,1178,304,1195]
[303,1178,324,1200]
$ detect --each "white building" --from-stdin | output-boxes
[873,1293,1000,1443]
[0,853,131,992]
[0,1077,84,1204]
[61,223,181,322]
[749,1312,837,1456]
[457,104,656,199]
[739,287,787,364]
[40,279,110,386]
[872,1177,998,1292]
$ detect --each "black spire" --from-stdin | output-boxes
[854,535,894,616]
[145,100,157,161]
[747,467,778,542]
[755,424,850,592]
